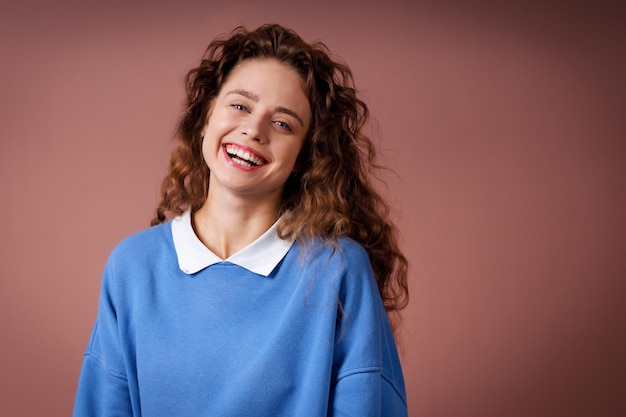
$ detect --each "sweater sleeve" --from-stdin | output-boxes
[73,256,134,417]
[328,240,408,417]
[331,370,407,417]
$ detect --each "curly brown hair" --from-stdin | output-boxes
[152,24,408,318]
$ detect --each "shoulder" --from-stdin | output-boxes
[106,221,174,269]
[99,221,177,298]
[297,236,378,297]
[302,236,370,267]
[113,221,171,251]
[334,237,374,278]
[335,237,371,266]
[336,236,367,253]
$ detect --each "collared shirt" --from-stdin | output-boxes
[171,210,295,276]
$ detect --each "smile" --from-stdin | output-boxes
[223,144,267,168]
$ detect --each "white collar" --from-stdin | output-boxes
[171,210,295,277]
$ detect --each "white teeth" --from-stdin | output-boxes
[225,145,264,166]
[232,157,252,167]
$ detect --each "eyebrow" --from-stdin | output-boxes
[226,89,305,128]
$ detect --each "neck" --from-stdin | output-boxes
[192,185,281,260]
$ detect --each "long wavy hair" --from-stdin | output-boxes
[152,24,408,319]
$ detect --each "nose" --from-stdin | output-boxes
[241,115,267,143]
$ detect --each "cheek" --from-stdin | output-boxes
[202,121,223,151]
[290,139,307,165]
[278,144,302,169]
[201,136,218,170]
[206,107,235,130]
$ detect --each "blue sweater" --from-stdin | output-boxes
[73,220,407,416]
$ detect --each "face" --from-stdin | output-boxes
[202,58,311,204]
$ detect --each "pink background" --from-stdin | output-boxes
[1,1,624,416]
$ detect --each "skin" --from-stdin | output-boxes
[193,58,312,259]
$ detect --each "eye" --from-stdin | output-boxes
[231,104,248,112]
[273,120,292,131]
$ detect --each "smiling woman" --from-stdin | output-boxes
[73,24,409,417]
[200,59,311,218]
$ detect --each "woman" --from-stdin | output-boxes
[74,24,409,416]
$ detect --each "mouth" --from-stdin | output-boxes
[223,144,267,168]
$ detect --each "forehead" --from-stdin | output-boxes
[218,58,311,122]
[220,58,306,95]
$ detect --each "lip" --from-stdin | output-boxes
[221,143,268,171]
